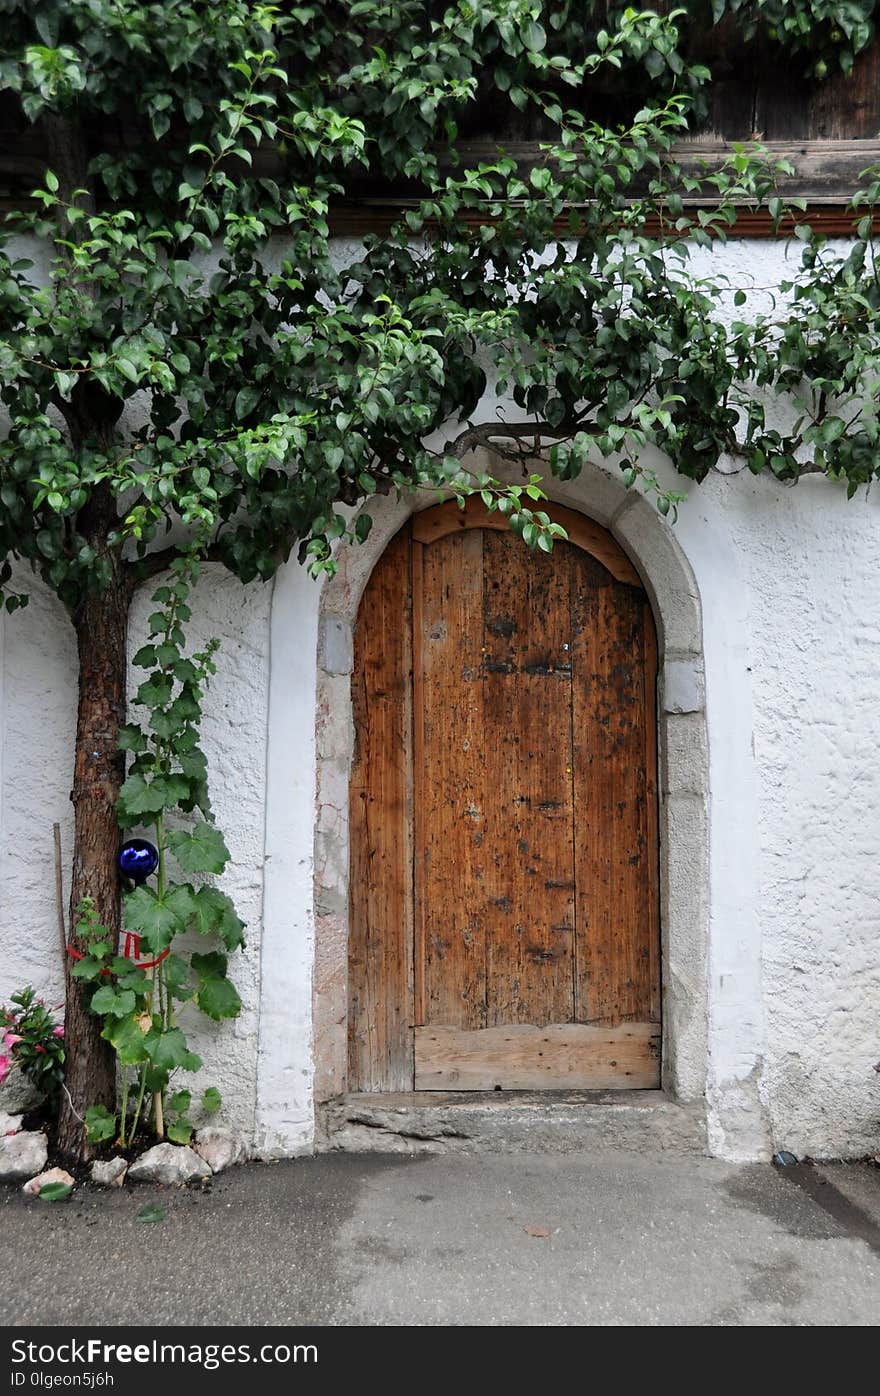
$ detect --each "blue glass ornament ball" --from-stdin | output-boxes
[118,839,159,884]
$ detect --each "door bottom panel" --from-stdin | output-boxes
[414,1022,660,1091]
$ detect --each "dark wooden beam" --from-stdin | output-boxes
[4,133,878,236]
[446,139,880,205]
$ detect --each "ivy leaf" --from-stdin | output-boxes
[167,821,230,874]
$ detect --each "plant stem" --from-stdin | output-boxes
[128,1065,149,1145]
[119,1071,129,1147]
[151,808,167,1129]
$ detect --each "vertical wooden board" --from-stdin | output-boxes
[807,41,880,139]
[414,528,487,1029]
[479,529,576,1027]
[348,526,413,1091]
[571,556,659,1026]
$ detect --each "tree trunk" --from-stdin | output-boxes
[56,543,131,1162]
[41,117,131,1162]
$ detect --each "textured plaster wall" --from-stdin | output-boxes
[0,563,271,1135]
[709,472,880,1159]
[1,238,879,1160]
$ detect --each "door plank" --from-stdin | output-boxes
[479,529,576,1027]
[414,1022,660,1090]
[348,526,414,1091]
[415,528,488,1028]
[570,555,660,1025]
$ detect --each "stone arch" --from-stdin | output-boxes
[312,453,709,1119]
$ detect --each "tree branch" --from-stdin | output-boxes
[445,421,581,460]
[127,542,225,586]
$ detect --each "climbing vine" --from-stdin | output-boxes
[71,553,238,1148]
[0,2,879,1156]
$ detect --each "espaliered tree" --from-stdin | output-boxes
[1,1,880,1161]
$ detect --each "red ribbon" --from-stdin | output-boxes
[66,933,170,972]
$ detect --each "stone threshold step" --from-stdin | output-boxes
[318,1090,707,1156]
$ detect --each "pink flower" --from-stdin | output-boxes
[0,1055,11,1085]
[2,1031,21,1049]
[52,1026,64,1038]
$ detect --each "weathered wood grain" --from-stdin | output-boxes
[414,1022,660,1090]
[414,527,487,1029]
[479,528,576,1027]
[348,525,414,1092]
[351,502,660,1092]
[571,555,660,1027]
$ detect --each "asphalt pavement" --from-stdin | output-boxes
[2,1150,879,1326]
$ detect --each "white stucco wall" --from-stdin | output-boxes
[1,237,879,1161]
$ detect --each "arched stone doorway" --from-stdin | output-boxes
[312,458,708,1132]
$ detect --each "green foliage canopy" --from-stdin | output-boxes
[0,2,878,617]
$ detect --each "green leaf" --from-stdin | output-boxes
[70,957,104,982]
[168,1090,192,1115]
[201,1086,222,1115]
[84,1104,117,1144]
[167,821,230,874]
[192,951,241,1020]
[167,1117,193,1144]
[124,884,195,952]
[38,1182,73,1202]
[116,357,139,384]
[136,1204,166,1224]
[189,885,245,949]
[146,1026,202,1073]
[523,20,546,52]
[234,386,261,419]
[117,773,166,819]
[101,1014,149,1066]
[162,952,193,1002]
[195,973,241,1022]
[117,724,146,752]
[90,986,137,1019]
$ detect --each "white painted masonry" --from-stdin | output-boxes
[1,238,879,1161]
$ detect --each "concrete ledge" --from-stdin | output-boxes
[317,1091,708,1156]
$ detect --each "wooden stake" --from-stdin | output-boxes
[53,822,66,959]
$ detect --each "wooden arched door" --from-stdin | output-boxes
[349,499,660,1093]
